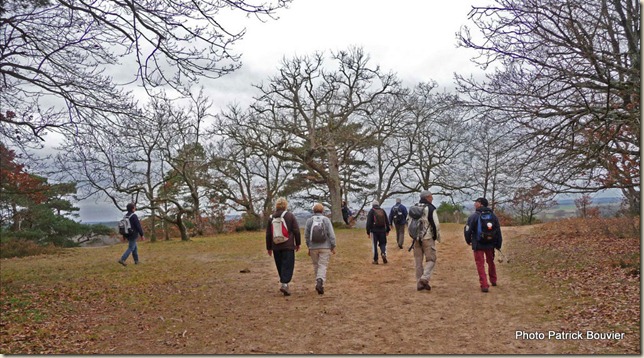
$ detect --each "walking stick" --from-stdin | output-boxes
[496,248,510,263]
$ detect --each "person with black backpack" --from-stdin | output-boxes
[388,198,408,249]
[366,200,390,264]
[118,203,145,267]
[464,197,503,293]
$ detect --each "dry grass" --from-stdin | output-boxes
[0,220,640,354]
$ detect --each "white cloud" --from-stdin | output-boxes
[202,0,489,108]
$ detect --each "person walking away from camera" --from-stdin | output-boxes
[304,203,337,295]
[411,191,441,291]
[118,203,145,266]
[464,197,503,292]
[266,197,301,296]
[389,198,408,249]
[366,200,390,264]
[341,201,352,225]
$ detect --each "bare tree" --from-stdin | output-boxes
[1,0,291,148]
[465,111,524,210]
[402,84,471,199]
[57,90,214,241]
[250,47,404,223]
[456,0,640,214]
[210,105,294,226]
[509,184,556,225]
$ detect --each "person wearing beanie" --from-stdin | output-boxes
[410,190,441,291]
[464,197,503,292]
[366,199,390,264]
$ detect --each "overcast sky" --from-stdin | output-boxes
[201,0,490,108]
[79,0,494,222]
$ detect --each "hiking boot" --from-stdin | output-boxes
[280,283,291,296]
[481,287,489,293]
[420,278,431,291]
[118,259,127,267]
[372,260,378,265]
[134,261,141,265]
[315,278,324,295]
[381,254,388,264]
[398,244,403,249]
[491,282,497,287]
[417,281,425,291]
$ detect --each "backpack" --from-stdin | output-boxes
[476,210,499,244]
[118,213,133,236]
[373,208,387,228]
[271,211,289,244]
[392,204,405,225]
[310,215,328,244]
[407,203,429,240]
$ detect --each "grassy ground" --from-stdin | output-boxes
[0,219,640,354]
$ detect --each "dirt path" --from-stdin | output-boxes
[83,223,567,354]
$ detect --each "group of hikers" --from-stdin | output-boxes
[115,192,502,296]
[263,191,503,296]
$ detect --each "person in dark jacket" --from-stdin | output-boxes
[266,197,301,296]
[366,200,390,264]
[464,197,503,292]
[389,198,408,249]
[341,201,352,225]
[118,202,145,266]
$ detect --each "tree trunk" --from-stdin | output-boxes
[149,207,157,242]
[623,187,640,215]
[177,213,189,241]
[328,150,344,224]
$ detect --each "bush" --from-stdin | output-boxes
[0,240,62,259]
[242,213,262,231]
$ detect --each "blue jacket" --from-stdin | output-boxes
[389,203,408,226]
[464,207,502,250]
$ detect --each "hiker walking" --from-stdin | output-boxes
[464,197,503,293]
[366,200,390,264]
[118,203,145,266]
[304,203,337,295]
[341,201,352,225]
[410,190,441,291]
[389,198,408,249]
[266,197,301,296]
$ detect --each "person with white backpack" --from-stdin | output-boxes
[117,202,145,267]
[304,203,336,295]
[265,197,301,296]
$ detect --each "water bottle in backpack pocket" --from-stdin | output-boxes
[477,211,498,243]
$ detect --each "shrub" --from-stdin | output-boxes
[0,240,61,259]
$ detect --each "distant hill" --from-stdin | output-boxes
[554,196,621,206]
[82,221,118,229]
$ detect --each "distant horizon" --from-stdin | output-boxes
[78,195,623,225]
